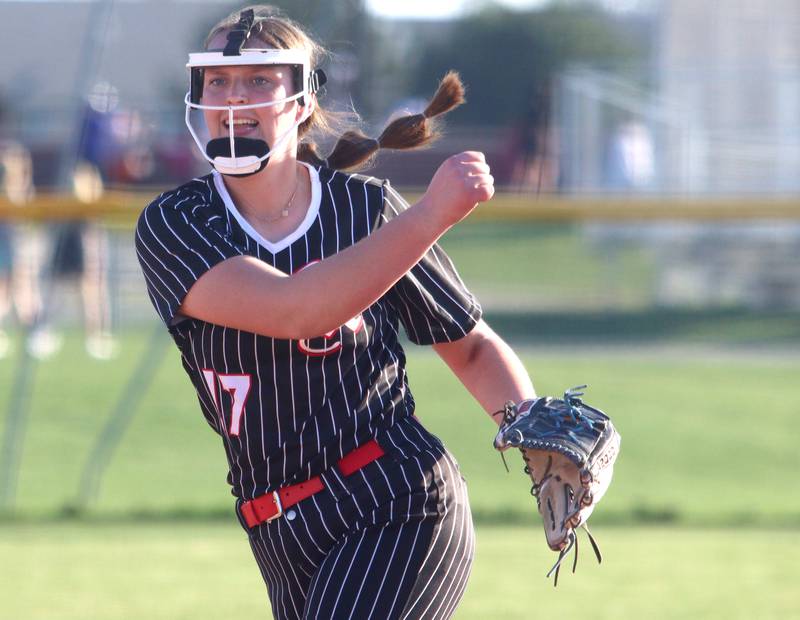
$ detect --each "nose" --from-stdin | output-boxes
[225,77,248,105]
[226,92,247,105]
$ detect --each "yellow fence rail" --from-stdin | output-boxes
[2,191,800,223]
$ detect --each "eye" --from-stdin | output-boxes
[207,76,226,88]
[252,76,273,87]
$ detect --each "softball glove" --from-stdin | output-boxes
[493,386,621,585]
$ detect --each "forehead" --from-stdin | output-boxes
[203,64,286,75]
[202,31,303,76]
[207,30,274,53]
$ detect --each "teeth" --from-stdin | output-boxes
[225,119,258,126]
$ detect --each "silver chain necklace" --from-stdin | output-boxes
[248,175,300,224]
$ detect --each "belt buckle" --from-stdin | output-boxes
[264,491,283,522]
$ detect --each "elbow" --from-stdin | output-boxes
[279,310,343,341]
[462,331,491,368]
[278,316,310,341]
[285,315,326,340]
[262,276,324,339]
[264,275,358,340]
[270,309,319,340]
[435,324,491,372]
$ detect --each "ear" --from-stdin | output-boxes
[297,93,316,122]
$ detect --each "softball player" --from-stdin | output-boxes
[136,6,535,619]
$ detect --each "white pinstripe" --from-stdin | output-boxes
[137,170,480,619]
[143,208,203,284]
[343,176,368,444]
[310,493,340,543]
[401,453,449,606]
[256,531,294,619]
[287,244,298,436]
[295,503,327,556]
[135,249,179,319]
[383,462,430,620]
[363,521,407,618]
[383,183,477,342]
[245,437,474,620]
[135,233,184,304]
[329,526,371,616]
[403,453,471,619]
[306,527,351,612]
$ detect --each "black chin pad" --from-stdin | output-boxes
[206,137,270,176]
[206,137,269,159]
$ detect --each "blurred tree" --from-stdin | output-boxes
[409,4,645,126]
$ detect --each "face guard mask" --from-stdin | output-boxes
[184,9,327,176]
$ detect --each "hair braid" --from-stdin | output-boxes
[320,71,465,172]
[205,7,464,174]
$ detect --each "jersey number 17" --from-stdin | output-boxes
[202,369,252,437]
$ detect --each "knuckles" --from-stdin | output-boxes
[425,152,494,219]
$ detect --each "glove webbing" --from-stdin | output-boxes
[545,525,603,587]
[521,450,603,585]
[496,401,604,585]
[494,395,606,585]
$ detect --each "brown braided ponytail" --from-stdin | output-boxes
[323,72,465,171]
[206,6,465,172]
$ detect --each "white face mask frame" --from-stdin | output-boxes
[184,49,320,175]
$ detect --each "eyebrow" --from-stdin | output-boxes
[204,65,285,75]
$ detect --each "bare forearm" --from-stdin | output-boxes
[285,198,446,336]
[184,202,446,339]
[435,321,535,424]
[458,338,535,422]
[181,152,494,339]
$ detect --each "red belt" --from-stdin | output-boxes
[240,440,385,529]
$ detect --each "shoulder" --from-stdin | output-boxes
[135,174,222,243]
[312,166,407,234]
[316,165,387,200]
[141,174,217,217]
[137,174,221,231]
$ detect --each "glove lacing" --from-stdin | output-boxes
[499,400,603,586]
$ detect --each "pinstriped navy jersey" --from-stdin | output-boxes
[135,163,482,500]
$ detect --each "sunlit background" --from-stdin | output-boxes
[0,1,798,619]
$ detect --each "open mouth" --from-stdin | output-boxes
[223,118,259,135]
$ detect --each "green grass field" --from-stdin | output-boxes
[441,221,657,309]
[1,522,797,619]
[1,332,797,524]
[1,220,798,618]
[1,330,798,618]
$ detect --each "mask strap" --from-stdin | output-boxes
[224,9,256,56]
[228,108,236,158]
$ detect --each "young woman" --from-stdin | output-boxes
[136,6,535,619]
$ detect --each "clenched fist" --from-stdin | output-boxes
[418,151,495,229]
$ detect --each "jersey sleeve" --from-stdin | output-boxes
[135,193,241,330]
[380,181,483,345]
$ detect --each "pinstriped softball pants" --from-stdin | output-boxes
[237,439,475,619]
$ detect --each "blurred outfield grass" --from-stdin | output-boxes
[0,331,797,524]
[442,221,655,309]
[1,219,798,618]
[442,221,800,347]
[1,522,797,620]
